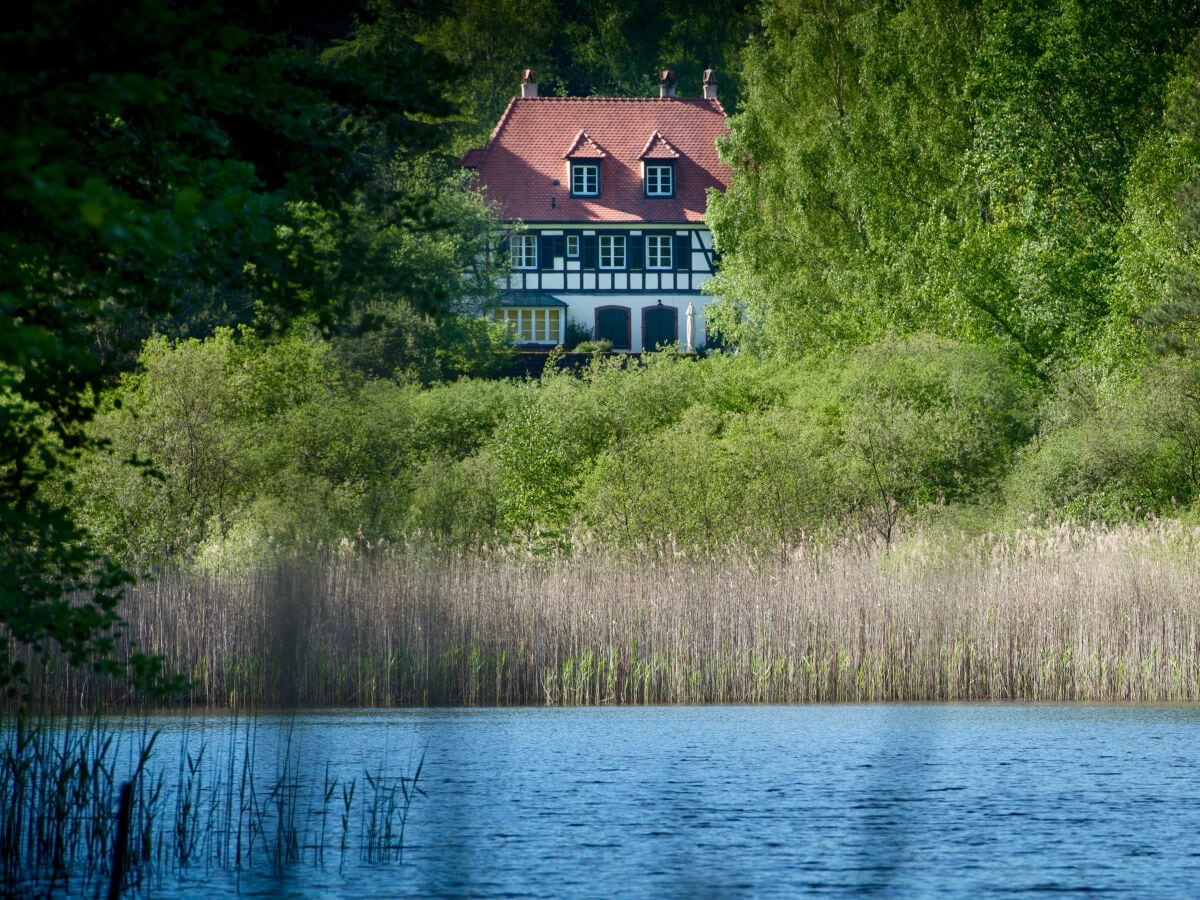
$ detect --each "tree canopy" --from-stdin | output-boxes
[0,0,469,696]
[708,0,1200,376]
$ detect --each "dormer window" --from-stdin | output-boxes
[644,162,675,197]
[638,130,681,198]
[571,162,600,197]
[564,131,607,198]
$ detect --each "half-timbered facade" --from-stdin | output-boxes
[462,70,729,352]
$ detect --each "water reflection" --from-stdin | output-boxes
[24,704,1200,897]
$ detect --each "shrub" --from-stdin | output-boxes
[1005,357,1200,521]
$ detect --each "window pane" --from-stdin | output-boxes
[571,164,598,196]
[510,234,536,268]
[646,164,673,196]
[566,235,579,257]
[599,235,625,269]
[646,235,672,269]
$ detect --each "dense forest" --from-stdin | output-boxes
[6,0,1200,698]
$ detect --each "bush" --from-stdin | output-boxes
[406,452,503,548]
[577,404,741,554]
[1005,357,1200,521]
[75,329,336,562]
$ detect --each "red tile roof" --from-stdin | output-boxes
[464,97,729,224]
[639,130,682,160]
[564,131,607,159]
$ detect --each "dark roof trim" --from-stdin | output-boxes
[487,290,569,308]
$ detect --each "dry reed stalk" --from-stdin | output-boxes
[11,522,1200,708]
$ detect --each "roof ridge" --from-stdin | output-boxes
[513,95,722,104]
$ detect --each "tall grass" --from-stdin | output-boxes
[17,521,1200,707]
[0,714,424,896]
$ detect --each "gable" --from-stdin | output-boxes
[564,131,608,159]
[464,96,729,224]
[638,131,681,160]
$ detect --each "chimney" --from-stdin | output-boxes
[521,69,538,99]
[658,70,676,99]
[703,69,717,101]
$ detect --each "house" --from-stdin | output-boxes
[461,69,730,353]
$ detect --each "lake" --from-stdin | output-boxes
[19,704,1200,896]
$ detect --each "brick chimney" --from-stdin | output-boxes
[521,69,538,99]
[658,70,676,99]
[703,69,717,101]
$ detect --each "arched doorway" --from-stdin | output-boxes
[595,306,631,350]
[642,303,678,350]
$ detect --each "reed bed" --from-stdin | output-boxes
[20,521,1200,707]
[0,713,424,897]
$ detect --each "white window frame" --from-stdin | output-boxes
[492,307,562,344]
[599,234,626,269]
[645,234,673,270]
[510,234,537,269]
[571,162,600,197]
[644,163,674,197]
[566,234,580,258]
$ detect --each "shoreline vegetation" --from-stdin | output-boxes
[20,521,1200,709]
[0,713,424,898]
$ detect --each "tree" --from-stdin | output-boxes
[406,0,757,148]
[1140,36,1200,358]
[707,0,980,357]
[0,0,462,697]
[941,0,1200,373]
[707,0,1200,373]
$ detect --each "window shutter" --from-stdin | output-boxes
[539,234,555,270]
[496,236,510,265]
[583,235,597,269]
[554,235,566,259]
[628,235,644,271]
[675,233,690,272]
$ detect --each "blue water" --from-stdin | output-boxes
[43,705,1200,896]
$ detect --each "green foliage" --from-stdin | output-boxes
[406,453,504,548]
[564,320,595,350]
[76,330,330,561]
[0,0,482,693]
[407,0,757,148]
[489,385,586,546]
[579,336,1037,551]
[828,335,1038,542]
[75,332,531,565]
[578,404,740,553]
[1005,357,1200,521]
[710,0,1200,375]
[941,0,1199,371]
[333,299,515,385]
[405,378,525,461]
[573,340,614,354]
[708,0,978,357]
[1139,37,1200,358]
[68,331,1049,563]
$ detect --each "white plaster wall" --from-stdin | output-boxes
[559,291,714,352]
